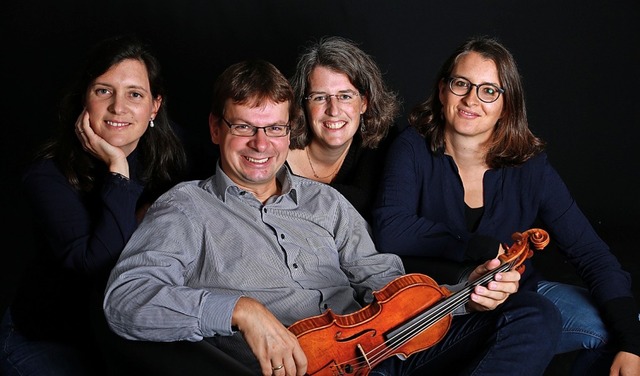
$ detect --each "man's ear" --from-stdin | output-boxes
[209,113,221,145]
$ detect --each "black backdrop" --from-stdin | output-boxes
[1,1,639,315]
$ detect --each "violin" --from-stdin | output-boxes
[288,228,550,376]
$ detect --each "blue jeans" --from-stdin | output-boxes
[369,290,561,376]
[537,281,614,375]
[0,311,99,376]
[537,281,608,353]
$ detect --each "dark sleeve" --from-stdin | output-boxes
[537,157,634,299]
[601,297,640,356]
[537,156,640,351]
[23,160,144,274]
[371,130,467,260]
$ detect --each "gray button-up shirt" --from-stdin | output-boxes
[104,164,405,350]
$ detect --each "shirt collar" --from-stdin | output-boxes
[210,161,298,205]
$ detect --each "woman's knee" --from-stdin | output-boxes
[537,281,609,351]
[505,291,563,333]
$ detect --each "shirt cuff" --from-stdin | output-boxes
[200,294,243,337]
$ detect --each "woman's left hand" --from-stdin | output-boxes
[466,258,520,312]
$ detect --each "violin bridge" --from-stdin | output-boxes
[356,343,371,369]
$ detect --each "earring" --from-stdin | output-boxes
[360,115,366,133]
[149,118,155,128]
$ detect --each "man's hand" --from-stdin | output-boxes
[466,258,520,312]
[233,297,308,376]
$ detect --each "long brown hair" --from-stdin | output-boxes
[409,36,544,167]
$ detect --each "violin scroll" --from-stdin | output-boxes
[501,228,550,274]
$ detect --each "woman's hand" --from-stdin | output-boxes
[75,109,129,177]
[610,351,640,376]
[466,258,520,312]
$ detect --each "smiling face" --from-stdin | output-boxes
[439,51,503,144]
[210,99,291,199]
[84,59,161,155]
[305,66,367,149]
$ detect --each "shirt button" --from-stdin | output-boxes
[323,303,328,309]
[292,263,298,269]
[263,208,267,213]
[280,234,285,239]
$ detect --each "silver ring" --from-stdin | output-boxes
[271,364,284,371]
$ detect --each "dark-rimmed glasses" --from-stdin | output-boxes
[447,77,504,103]
[221,117,290,137]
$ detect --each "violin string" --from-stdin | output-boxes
[379,261,514,355]
[340,277,492,373]
[343,284,482,373]
[332,260,515,373]
[343,233,544,373]
[357,260,515,369]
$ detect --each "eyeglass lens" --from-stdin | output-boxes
[223,117,289,137]
[305,92,359,105]
[448,77,502,103]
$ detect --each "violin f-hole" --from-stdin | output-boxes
[335,328,377,342]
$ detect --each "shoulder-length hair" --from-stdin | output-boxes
[409,36,544,167]
[289,36,400,149]
[38,34,187,198]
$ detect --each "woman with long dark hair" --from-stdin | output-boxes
[0,34,187,375]
[372,36,640,375]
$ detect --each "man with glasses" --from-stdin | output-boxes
[103,59,561,376]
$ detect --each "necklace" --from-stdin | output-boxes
[305,147,343,180]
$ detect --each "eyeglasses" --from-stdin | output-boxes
[304,91,360,106]
[221,117,290,137]
[447,77,504,103]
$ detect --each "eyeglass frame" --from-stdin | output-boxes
[303,91,361,105]
[446,76,505,103]
[221,116,291,137]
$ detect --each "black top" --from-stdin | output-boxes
[329,128,398,223]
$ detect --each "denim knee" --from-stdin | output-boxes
[537,281,609,353]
